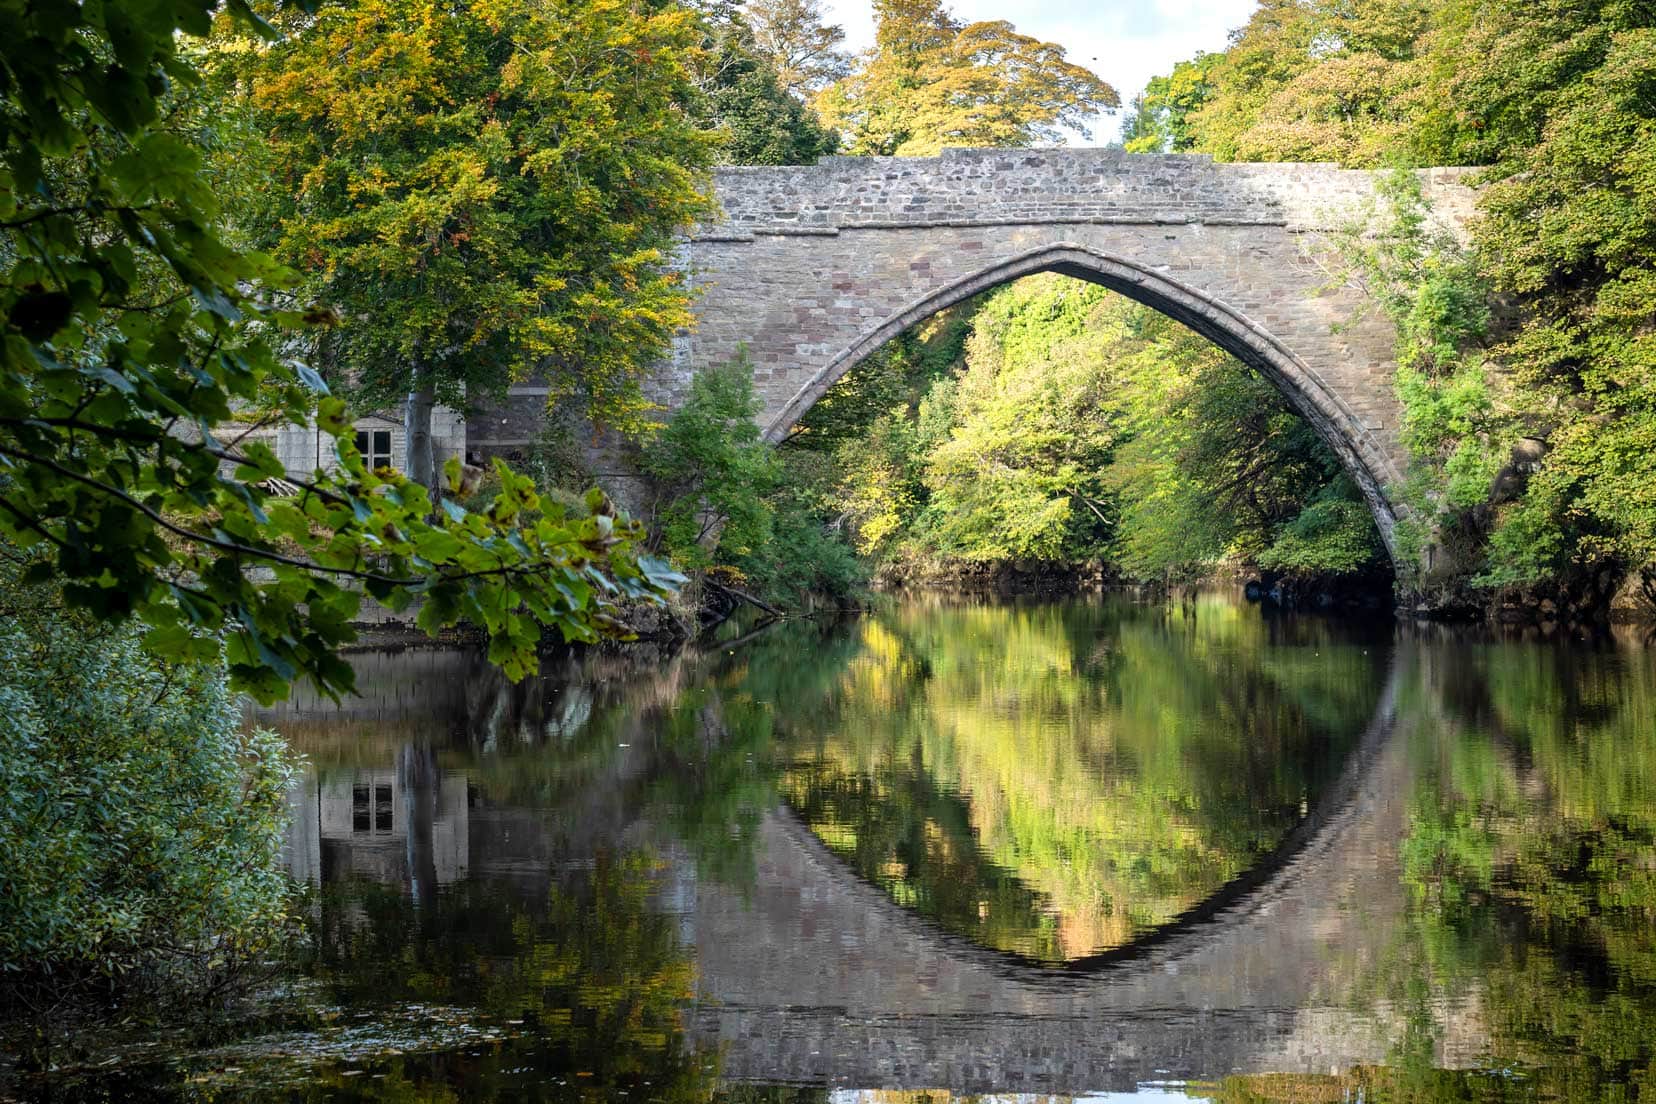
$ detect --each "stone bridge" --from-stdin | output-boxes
[673,150,1477,559]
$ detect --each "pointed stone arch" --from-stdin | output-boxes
[760,241,1406,555]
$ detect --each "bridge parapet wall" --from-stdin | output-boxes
[705,149,1477,237]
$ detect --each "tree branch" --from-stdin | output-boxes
[0,442,565,590]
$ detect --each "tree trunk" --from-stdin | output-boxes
[404,365,436,492]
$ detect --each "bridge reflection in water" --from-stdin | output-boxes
[262,601,1535,1098]
[681,656,1495,1094]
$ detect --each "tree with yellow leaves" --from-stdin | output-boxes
[239,0,720,486]
[814,0,1118,157]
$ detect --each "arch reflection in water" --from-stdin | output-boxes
[773,594,1390,962]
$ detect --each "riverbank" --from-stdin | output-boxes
[330,553,1656,660]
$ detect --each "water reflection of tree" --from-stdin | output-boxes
[1355,637,1656,1100]
[639,618,854,877]
[299,851,718,1103]
[774,595,1388,960]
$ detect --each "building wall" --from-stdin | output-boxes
[235,405,467,481]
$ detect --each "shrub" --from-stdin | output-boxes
[642,352,867,607]
[0,557,300,1018]
[641,350,780,569]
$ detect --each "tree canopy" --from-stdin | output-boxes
[742,0,852,97]
[782,275,1383,581]
[813,0,1120,155]
[1130,0,1656,595]
[691,2,840,164]
[240,0,721,461]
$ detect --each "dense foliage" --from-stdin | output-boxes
[0,556,298,1014]
[788,276,1384,582]
[743,0,852,97]
[0,0,685,703]
[642,353,780,571]
[1133,0,1656,599]
[693,3,840,165]
[642,354,860,605]
[239,0,721,464]
[778,598,1381,960]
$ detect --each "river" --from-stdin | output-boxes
[19,592,1656,1101]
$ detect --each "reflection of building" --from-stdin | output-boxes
[286,748,469,897]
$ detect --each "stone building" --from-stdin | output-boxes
[239,406,469,481]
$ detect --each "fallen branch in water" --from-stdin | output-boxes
[704,578,783,617]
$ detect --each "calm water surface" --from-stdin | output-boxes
[18,593,1656,1101]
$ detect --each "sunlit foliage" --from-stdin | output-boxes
[778,597,1381,960]
[813,0,1119,155]
[238,0,720,450]
[794,276,1384,581]
[1137,0,1656,597]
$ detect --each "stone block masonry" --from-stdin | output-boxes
[671,148,1477,561]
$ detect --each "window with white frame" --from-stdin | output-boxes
[354,428,393,471]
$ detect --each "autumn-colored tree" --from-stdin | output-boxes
[0,0,682,702]
[742,0,852,97]
[691,2,839,164]
[814,0,1118,156]
[240,0,720,486]
[1162,0,1434,167]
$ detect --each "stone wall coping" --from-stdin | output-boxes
[700,150,1481,241]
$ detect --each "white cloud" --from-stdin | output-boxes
[818,0,1260,143]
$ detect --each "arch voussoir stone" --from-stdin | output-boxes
[666,148,1478,564]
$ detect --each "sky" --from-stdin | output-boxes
[819,0,1261,144]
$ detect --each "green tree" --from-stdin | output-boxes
[785,275,1382,582]
[814,0,1119,156]
[920,278,1122,562]
[742,0,852,97]
[242,0,720,484]
[0,1,682,700]
[1134,0,1656,600]
[1471,16,1656,584]
[1121,53,1223,153]
[1142,0,1437,168]
[642,353,866,604]
[641,352,781,569]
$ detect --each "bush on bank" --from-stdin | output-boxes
[0,557,300,1019]
[642,355,867,610]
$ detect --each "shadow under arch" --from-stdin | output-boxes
[768,643,1403,989]
[760,242,1406,562]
